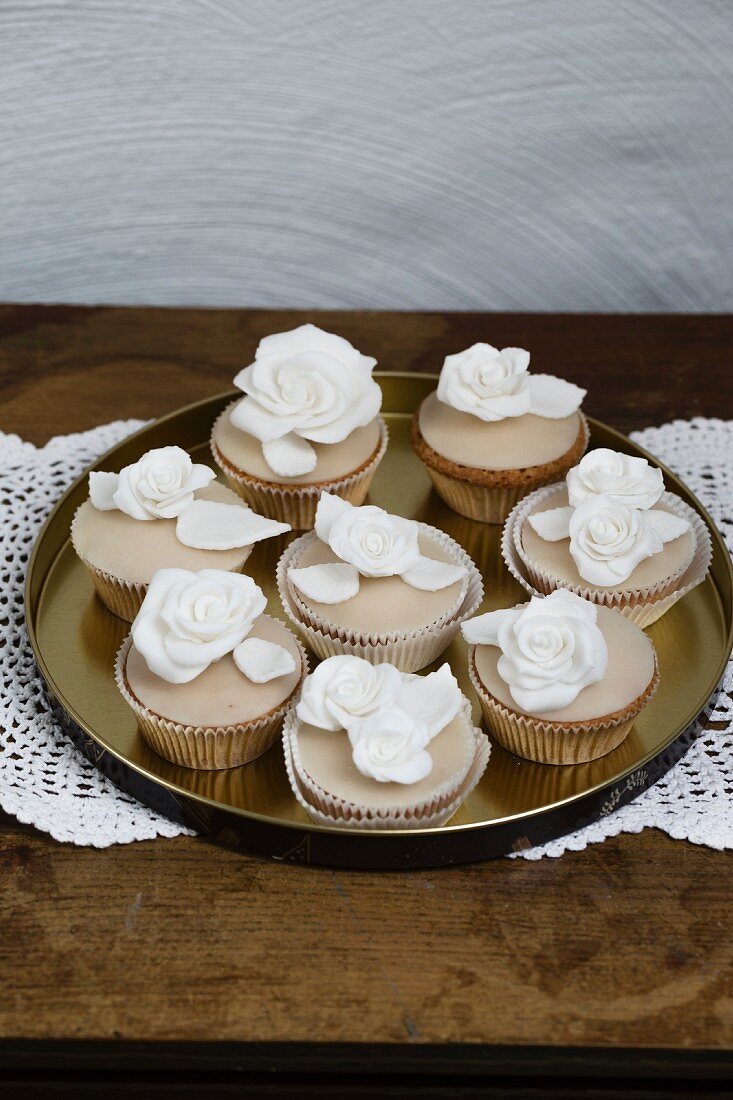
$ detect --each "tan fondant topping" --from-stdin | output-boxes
[125,615,302,728]
[418,391,583,471]
[296,711,475,810]
[521,487,696,593]
[294,532,465,633]
[474,605,655,722]
[72,482,252,584]
[213,404,382,485]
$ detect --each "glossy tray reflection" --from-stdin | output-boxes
[26,374,733,868]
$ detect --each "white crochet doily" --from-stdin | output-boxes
[1,418,731,855]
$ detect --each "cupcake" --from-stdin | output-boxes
[283,655,490,829]
[463,589,659,765]
[503,447,712,627]
[277,492,483,672]
[116,568,306,770]
[72,445,290,621]
[211,324,388,529]
[412,343,588,523]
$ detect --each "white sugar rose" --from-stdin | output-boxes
[348,708,433,784]
[566,449,664,510]
[132,568,267,683]
[462,590,608,713]
[229,324,382,477]
[568,495,689,587]
[297,655,402,732]
[437,344,585,423]
[89,446,215,521]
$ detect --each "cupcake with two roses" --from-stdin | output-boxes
[412,343,588,523]
[283,655,490,828]
[211,324,388,529]
[116,567,306,770]
[278,492,483,671]
[503,447,712,627]
[72,445,289,621]
[463,590,659,765]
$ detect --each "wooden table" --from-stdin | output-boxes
[1,306,732,1097]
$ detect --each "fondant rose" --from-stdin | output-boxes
[229,324,382,477]
[132,568,267,683]
[567,496,688,587]
[288,493,467,603]
[437,344,585,423]
[348,708,433,784]
[462,590,608,713]
[90,446,215,521]
[296,655,403,731]
[566,449,664,510]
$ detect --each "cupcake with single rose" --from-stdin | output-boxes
[277,492,483,671]
[283,655,490,828]
[71,445,291,621]
[502,448,712,627]
[211,324,388,529]
[463,589,659,764]
[412,344,588,524]
[116,568,306,769]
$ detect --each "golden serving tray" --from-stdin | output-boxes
[26,374,733,868]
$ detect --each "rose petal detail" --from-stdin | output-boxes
[314,491,353,543]
[396,663,463,740]
[89,471,120,510]
[262,433,318,477]
[289,563,360,604]
[462,607,520,646]
[644,509,691,543]
[175,500,290,550]
[400,555,467,592]
[527,507,574,541]
[528,374,586,419]
[233,637,296,683]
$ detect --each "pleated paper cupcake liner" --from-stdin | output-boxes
[502,486,712,628]
[115,633,308,771]
[276,528,484,672]
[412,412,589,525]
[282,701,491,830]
[210,407,389,529]
[70,504,254,623]
[468,646,660,765]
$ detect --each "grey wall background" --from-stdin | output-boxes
[2,0,732,311]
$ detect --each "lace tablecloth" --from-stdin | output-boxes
[1,418,731,856]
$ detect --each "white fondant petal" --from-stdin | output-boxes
[461,608,519,646]
[644,509,691,543]
[396,664,463,740]
[233,637,296,683]
[175,500,290,550]
[88,471,120,510]
[314,491,353,543]
[528,374,586,419]
[289,563,360,604]
[229,396,295,442]
[400,555,467,592]
[527,507,574,541]
[262,433,318,477]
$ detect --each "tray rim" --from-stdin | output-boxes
[25,373,733,846]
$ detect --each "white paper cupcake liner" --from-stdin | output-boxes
[502,485,712,628]
[115,633,308,770]
[276,526,484,672]
[468,645,660,765]
[70,503,254,623]
[282,700,490,830]
[211,407,389,529]
[413,413,590,525]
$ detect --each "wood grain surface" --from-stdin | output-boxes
[1,306,732,1088]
